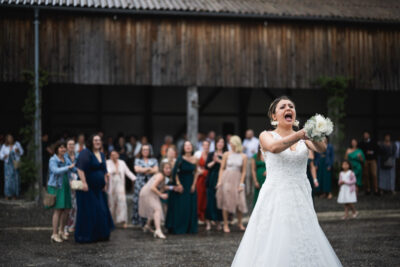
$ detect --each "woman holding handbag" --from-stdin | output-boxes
[378,134,397,194]
[46,141,75,243]
[0,134,24,200]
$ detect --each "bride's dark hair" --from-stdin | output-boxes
[268,96,295,121]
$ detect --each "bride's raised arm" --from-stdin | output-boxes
[259,130,306,154]
[305,139,327,154]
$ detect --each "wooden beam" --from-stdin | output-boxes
[173,87,223,140]
[97,86,103,131]
[144,87,153,141]
[262,88,277,100]
[372,91,378,139]
[199,88,223,113]
[187,86,199,146]
[238,88,252,137]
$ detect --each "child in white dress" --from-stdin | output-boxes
[337,160,358,219]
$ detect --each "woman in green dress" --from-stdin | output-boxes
[345,138,366,190]
[251,149,266,206]
[47,141,75,243]
[166,141,199,234]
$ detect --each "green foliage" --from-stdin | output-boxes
[19,70,48,197]
[315,76,350,163]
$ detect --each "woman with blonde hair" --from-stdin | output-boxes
[216,135,248,233]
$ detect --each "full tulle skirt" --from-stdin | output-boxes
[232,176,342,267]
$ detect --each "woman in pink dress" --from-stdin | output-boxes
[106,150,136,228]
[216,135,248,233]
[139,162,175,239]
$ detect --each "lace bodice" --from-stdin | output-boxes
[262,131,308,183]
[226,153,243,171]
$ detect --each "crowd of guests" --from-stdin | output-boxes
[0,129,399,242]
[345,131,399,196]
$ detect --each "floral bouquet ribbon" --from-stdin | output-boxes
[304,114,334,142]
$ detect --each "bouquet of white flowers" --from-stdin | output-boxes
[303,114,334,142]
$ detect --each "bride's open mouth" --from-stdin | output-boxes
[284,113,293,122]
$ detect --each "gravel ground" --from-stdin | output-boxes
[0,194,399,266]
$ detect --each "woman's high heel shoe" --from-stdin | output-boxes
[153,230,166,239]
[59,231,69,241]
[51,234,63,243]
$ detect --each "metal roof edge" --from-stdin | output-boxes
[1,3,400,25]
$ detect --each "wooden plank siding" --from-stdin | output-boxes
[0,11,399,90]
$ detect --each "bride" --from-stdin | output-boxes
[232,96,342,267]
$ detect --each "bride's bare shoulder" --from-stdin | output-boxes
[259,130,273,139]
[259,131,274,152]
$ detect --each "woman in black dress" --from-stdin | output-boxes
[75,134,114,243]
[205,137,225,231]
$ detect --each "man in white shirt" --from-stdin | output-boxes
[242,129,259,195]
[74,133,86,155]
[196,133,206,152]
[226,134,232,151]
[206,131,216,153]
[243,130,259,158]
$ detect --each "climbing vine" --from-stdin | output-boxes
[315,76,350,164]
[20,70,48,199]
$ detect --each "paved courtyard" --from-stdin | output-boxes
[0,194,399,267]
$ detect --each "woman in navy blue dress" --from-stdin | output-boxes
[75,134,114,243]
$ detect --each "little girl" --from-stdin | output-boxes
[337,160,358,219]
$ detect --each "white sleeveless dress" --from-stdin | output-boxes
[232,131,342,267]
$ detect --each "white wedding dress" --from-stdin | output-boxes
[232,131,342,267]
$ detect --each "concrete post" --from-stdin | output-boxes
[187,86,199,148]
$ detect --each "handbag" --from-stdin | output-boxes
[13,160,20,170]
[383,156,395,168]
[43,191,56,207]
[70,180,84,190]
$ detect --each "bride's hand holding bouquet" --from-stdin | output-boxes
[302,114,334,142]
[298,114,334,153]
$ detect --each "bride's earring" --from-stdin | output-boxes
[271,120,278,127]
[293,120,300,127]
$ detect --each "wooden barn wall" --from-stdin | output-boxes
[1,10,399,90]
